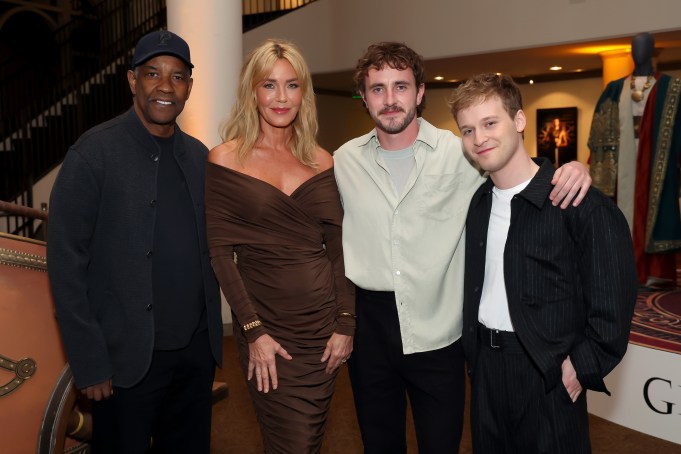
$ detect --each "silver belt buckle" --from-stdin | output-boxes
[490,329,501,349]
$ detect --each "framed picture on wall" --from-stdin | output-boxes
[536,107,577,167]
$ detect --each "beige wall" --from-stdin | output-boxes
[316,79,602,160]
[32,75,681,216]
[522,78,607,163]
[245,0,681,75]
[316,94,374,151]
[247,0,681,160]
[318,69,681,162]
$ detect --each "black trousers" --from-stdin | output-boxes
[348,287,466,454]
[91,329,215,454]
[471,325,591,454]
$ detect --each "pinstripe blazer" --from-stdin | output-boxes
[462,159,637,394]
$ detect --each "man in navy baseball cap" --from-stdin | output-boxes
[132,29,194,70]
[49,25,222,454]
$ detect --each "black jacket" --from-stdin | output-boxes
[462,159,637,393]
[48,107,222,389]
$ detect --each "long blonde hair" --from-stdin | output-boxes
[220,39,319,167]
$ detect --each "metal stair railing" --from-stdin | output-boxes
[0,0,167,203]
[243,0,317,31]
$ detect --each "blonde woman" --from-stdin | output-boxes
[205,39,355,452]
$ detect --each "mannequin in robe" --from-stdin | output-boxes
[588,32,681,287]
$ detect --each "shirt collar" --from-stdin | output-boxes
[471,157,555,209]
[517,158,555,208]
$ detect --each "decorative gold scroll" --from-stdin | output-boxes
[0,247,47,272]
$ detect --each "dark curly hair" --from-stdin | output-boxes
[353,42,426,115]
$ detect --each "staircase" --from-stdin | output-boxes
[243,0,317,31]
[0,57,133,201]
[0,0,317,237]
[0,0,168,207]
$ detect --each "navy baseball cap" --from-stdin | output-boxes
[131,30,194,69]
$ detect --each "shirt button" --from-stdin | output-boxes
[474,286,480,293]
[146,250,153,258]
[479,241,484,247]
[395,270,401,276]
[146,304,153,311]
[151,154,159,162]
[150,199,157,207]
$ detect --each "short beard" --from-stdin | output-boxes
[372,104,417,134]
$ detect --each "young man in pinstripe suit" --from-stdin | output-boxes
[449,73,637,453]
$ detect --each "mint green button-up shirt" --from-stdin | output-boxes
[334,118,485,354]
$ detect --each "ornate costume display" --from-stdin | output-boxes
[588,72,681,283]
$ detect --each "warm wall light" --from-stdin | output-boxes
[434,76,444,80]
[549,66,563,71]
[529,79,534,84]
[598,48,634,87]
[574,45,630,55]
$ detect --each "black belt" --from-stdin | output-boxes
[356,287,395,299]
[477,323,524,352]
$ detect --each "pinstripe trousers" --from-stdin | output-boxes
[470,336,591,454]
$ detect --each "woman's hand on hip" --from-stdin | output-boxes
[248,334,292,393]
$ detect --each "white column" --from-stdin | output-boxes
[167,0,242,327]
[167,0,241,150]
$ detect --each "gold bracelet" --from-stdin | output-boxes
[242,320,262,331]
[68,410,85,436]
[337,312,356,319]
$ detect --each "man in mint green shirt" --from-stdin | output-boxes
[333,41,591,453]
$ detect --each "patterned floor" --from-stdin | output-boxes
[629,286,681,354]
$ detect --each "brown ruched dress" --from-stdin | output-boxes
[205,162,355,453]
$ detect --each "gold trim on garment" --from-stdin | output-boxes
[588,98,620,197]
[646,77,681,252]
